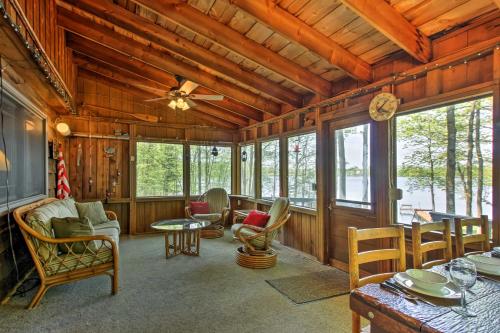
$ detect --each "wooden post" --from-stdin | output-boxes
[255,140,262,200]
[493,47,500,245]
[184,144,190,209]
[129,124,137,234]
[315,106,329,263]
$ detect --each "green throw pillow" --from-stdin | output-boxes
[51,217,96,254]
[75,201,109,225]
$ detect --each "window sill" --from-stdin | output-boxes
[136,196,185,202]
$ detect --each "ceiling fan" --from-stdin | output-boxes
[144,75,224,111]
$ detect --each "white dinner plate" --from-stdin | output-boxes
[394,272,461,299]
[466,254,500,276]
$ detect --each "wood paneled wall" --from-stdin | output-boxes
[236,14,500,267]
[59,77,237,235]
[4,0,76,98]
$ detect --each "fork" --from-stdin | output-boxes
[380,282,419,304]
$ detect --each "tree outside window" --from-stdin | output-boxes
[396,96,493,237]
[136,142,184,197]
[190,145,232,195]
[240,144,255,197]
[288,133,316,208]
[261,139,280,200]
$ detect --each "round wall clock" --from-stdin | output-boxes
[369,92,399,121]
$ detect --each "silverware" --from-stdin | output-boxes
[477,274,497,282]
[385,280,436,307]
[380,282,418,304]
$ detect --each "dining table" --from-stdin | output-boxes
[350,253,500,333]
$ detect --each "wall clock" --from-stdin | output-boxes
[369,92,399,121]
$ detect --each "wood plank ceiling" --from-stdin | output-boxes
[55,0,497,128]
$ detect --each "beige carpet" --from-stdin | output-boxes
[266,268,350,304]
[0,232,355,333]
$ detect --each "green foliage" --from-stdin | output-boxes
[288,133,317,208]
[261,140,280,199]
[397,97,493,209]
[136,142,184,197]
[190,145,231,195]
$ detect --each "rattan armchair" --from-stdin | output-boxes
[232,198,290,268]
[185,188,230,238]
[13,198,119,309]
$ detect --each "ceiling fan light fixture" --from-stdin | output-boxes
[168,100,177,110]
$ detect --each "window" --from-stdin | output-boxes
[261,139,280,200]
[0,91,46,210]
[240,144,255,197]
[395,96,493,235]
[288,133,316,208]
[136,142,184,197]
[335,124,371,209]
[190,145,232,195]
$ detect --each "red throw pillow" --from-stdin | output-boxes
[243,210,271,228]
[190,201,209,214]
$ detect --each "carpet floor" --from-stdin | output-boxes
[0,232,355,333]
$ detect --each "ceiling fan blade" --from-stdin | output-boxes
[144,96,170,102]
[185,99,197,109]
[179,80,199,94]
[189,94,224,101]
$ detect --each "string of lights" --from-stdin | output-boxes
[0,0,75,114]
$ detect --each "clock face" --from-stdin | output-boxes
[369,92,398,121]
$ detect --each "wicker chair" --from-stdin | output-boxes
[231,197,290,268]
[13,198,119,309]
[185,188,230,238]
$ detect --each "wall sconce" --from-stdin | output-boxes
[0,150,10,171]
[56,122,71,136]
[241,150,247,162]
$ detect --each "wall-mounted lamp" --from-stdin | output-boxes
[56,122,71,136]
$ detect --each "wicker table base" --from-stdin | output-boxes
[164,230,201,258]
[200,224,225,239]
[235,246,277,269]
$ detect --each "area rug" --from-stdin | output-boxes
[266,268,350,304]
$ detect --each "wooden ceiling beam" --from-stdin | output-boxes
[131,0,333,97]
[79,67,248,127]
[340,0,432,63]
[230,0,372,82]
[59,0,302,107]
[78,69,158,99]
[68,36,263,121]
[74,54,169,95]
[57,7,281,116]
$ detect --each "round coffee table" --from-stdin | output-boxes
[151,219,210,258]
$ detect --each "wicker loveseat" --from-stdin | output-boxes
[13,198,120,309]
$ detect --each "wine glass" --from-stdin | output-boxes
[449,258,477,317]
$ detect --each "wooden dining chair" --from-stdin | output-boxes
[348,225,406,333]
[412,219,452,269]
[454,216,490,257]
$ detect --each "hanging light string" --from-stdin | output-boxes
[242,43,500,131]
[0,0,75,113]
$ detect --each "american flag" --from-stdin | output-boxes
[56,144,71,199]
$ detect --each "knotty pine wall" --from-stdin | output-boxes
[4,0,77,98]
[60,76,238,235]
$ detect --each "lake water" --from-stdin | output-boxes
[340,176,493,223]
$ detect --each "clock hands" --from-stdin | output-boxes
[376,99,389,113]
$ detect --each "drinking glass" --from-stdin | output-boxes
[449,258,477,317]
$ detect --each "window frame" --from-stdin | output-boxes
[332,121,373,211]
[259,137,281,203]
[286,130,318,210]
[239,142,256,198]
[188,143,233,197]
[135,140,185,199]
[0,79,48,214]
[392,93,495,231]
